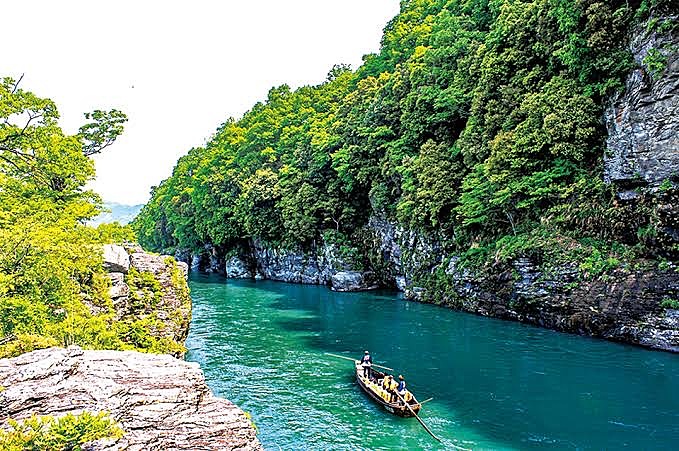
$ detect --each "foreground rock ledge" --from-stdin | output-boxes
[0,347,262,451]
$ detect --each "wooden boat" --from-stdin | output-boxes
[354,360,422,417]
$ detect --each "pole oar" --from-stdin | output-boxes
[397,393,471,450]
[395,391,442,443]
[324,353,394,371]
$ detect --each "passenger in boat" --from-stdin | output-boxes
[360,350,373,378]
[397,375,407,404]
[382,374,391,390]
[389,376,399,403]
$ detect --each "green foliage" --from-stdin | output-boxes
[660,298,679,309]
[126,268,163,310]
[658,178,674,192]
[133,0,675,280]
[643,48,668,78]
[0,76,128,357]
[94,222,136,244]
[111,261,188,356]
[0,334,59,359]
[0,412,123,451]
[0,77,185,359]
[78,109,128,156]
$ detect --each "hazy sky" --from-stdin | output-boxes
[3,0,399,205]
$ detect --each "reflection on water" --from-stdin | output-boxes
[186,274,679,450]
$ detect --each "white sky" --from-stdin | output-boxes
[3,0,399,205]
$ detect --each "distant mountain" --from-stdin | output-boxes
[90,202,144,226]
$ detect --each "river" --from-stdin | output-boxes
[185,274,679,450]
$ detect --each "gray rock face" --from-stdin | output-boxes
[225,256,253,279]
[102,245,130,274]
[252,239,353,285]
[0,347,262,451]
[174,248,191,267]
[369,214,678,352]
[191,254,202,272]
[414,255,679,352]
[331,271,378,292]
[604,18,679,188]
[369,215,442,291]
[108,272,130,300]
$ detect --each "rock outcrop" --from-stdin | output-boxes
[604,17,679,192]
[430,257,679,352]
[183,240,379,291]
[0,347,262,451]
[331,271,378,292]
[252,239,347,285]
[368,215,442,289]
[225,255,254,279]
[103,244,131,274]
[103,245,191,356]
[369,212,679,352]
[602,16,679,258]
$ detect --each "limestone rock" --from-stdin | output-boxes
[225,256,253,279]
[395,276,407,291]
[331,271,378,292]
[176,260,189,278]
[604,18,679,189]
[429,255,679,352]
[103,245,130,274]
[252,239,352,285]
[0,347,262,451]
[174,248,192,267]
[191,254,202,272]
[107,272,130,299]
[369,215,442,291]
[124,251,192,351]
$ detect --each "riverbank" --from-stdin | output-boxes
[179,231,679,354]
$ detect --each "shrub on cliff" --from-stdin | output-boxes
[0,412,123,451]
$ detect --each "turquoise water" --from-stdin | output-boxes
[185,275,679,450]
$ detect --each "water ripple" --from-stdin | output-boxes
[186,276,679,450]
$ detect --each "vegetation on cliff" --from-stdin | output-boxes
[0,76,185,359]
[0,412,123,451]
[133,0,678,284]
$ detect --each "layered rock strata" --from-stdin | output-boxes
[0,347,262,450]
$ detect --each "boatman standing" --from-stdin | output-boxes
[360,350,373,378]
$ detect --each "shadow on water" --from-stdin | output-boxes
[186,274,679,450]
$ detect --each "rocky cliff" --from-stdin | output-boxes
[103,244,191,357]
[183,239,379,292]
[603,17,679,261]
[604,16,679,193]
[0,347,261,450]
